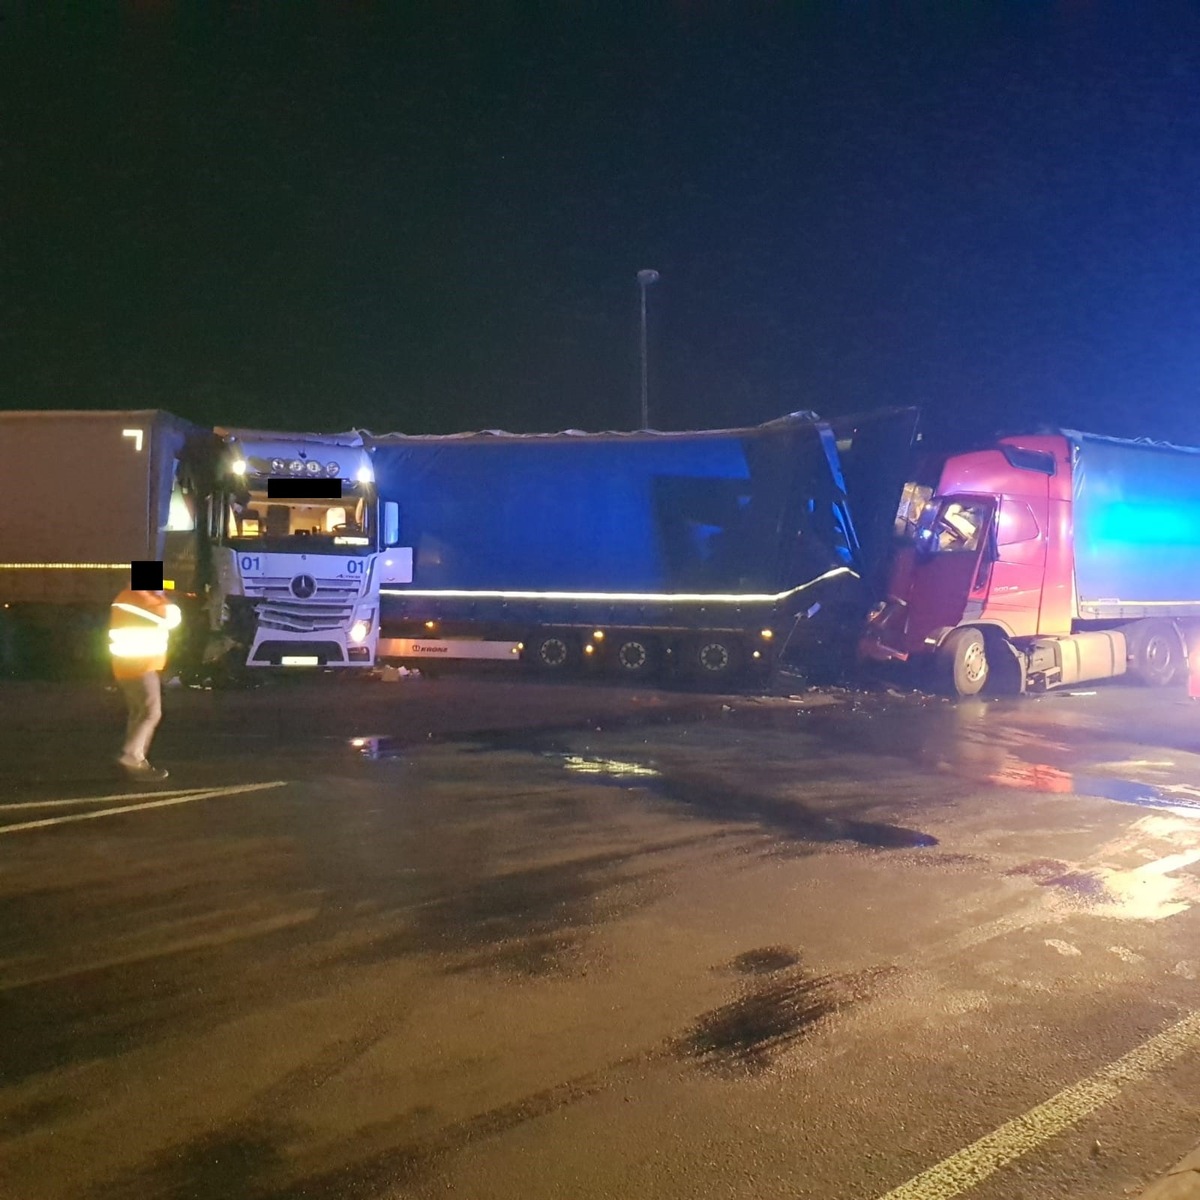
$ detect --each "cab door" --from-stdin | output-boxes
[980,495,1048,637]
[907,495,996,639]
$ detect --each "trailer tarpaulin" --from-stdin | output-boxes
[1069,430,1200,610]
[365,417,854,596]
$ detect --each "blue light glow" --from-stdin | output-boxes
[1072,434,1200,604]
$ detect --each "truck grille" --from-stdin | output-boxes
[244,576,361,633]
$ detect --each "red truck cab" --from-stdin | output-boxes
[861,433,1187,695]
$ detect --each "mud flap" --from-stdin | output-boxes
[987,634,1027,695]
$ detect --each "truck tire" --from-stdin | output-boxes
[530,632,577,674]
[937,627,988,696]
[690,635,743,684]
[1126,619,1182,687]
[611,635,658,679]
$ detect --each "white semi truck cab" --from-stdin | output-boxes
[209,429,401,669]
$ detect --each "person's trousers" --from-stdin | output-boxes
[118,671,162,762]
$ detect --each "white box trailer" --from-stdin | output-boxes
[0,409,194,606]
[0,410,399,678]
[0,410,195,677]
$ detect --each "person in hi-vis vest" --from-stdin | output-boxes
[110,574,181,780]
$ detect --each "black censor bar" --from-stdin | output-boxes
[130,560,164,590]
[266,477,343,499]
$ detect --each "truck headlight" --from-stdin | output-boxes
[350,619,371,644]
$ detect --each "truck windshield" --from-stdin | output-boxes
[916,497,991,554]
[225,485,375,555]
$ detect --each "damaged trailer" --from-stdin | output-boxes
[364,409,918,684]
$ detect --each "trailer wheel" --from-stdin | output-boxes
[611,636,658,678]
[530,633,577,673]
[1126,619,1182,687]
[691,636,743,684]
[937,627,989,697]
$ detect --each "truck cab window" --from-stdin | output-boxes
[918,498,991,554]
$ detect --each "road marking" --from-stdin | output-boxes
[1108,946,1144,964]
[1135,850,1200,876]
[0,787,218,811]
[937,906,1055,955]
[1162,783,1200,799]
[0,781,286,834]
[873,1008,1200,1200]
[1044,939,1081,956]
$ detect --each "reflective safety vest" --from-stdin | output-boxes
[109,589,182,679]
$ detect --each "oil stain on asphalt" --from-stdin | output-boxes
[1004,858,1110,906]
[335,839,699,975]
[729,946,802,975]
[679,962,902,1075]
[88,1119,300,1200]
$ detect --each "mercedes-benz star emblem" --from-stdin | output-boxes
[291,574,317,599]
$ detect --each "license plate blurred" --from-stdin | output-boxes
[281,656,319,667]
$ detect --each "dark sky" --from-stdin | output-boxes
[4,2,1200,443]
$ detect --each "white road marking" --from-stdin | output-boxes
[937,907,1056,955]
[0,782,286,834]
[1094,759,1176,770]
[1135,850,1200,876]
[0,788,217,811]
[1047,816,1200,920]
[1044,939,1081,956]
[1161,783,1200,799]
[873,1008,1200,1200]
[1108,946,1144,964]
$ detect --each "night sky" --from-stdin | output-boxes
[5,2,1200,445]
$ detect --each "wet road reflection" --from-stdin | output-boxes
[547,751,939,850]
[6,680,1200,1200]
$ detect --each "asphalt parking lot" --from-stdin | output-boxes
[1,673,1199,1199]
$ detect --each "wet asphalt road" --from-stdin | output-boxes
[1,674,1199,1199]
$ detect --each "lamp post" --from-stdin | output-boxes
[637,268,660,429]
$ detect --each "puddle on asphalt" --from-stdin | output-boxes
[1005,815,1200,920]
[1071,773,1200,815]
[981,755,1200,817]
[562,755,661,779]
[547,753,939,851]
[712,694,1200,822]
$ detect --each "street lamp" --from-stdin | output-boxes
[637,269,660,429]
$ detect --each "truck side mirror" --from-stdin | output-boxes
[383,501,400,547]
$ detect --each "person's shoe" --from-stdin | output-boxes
[117,757,169,781]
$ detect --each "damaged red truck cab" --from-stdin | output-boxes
[860,431,1200,696]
